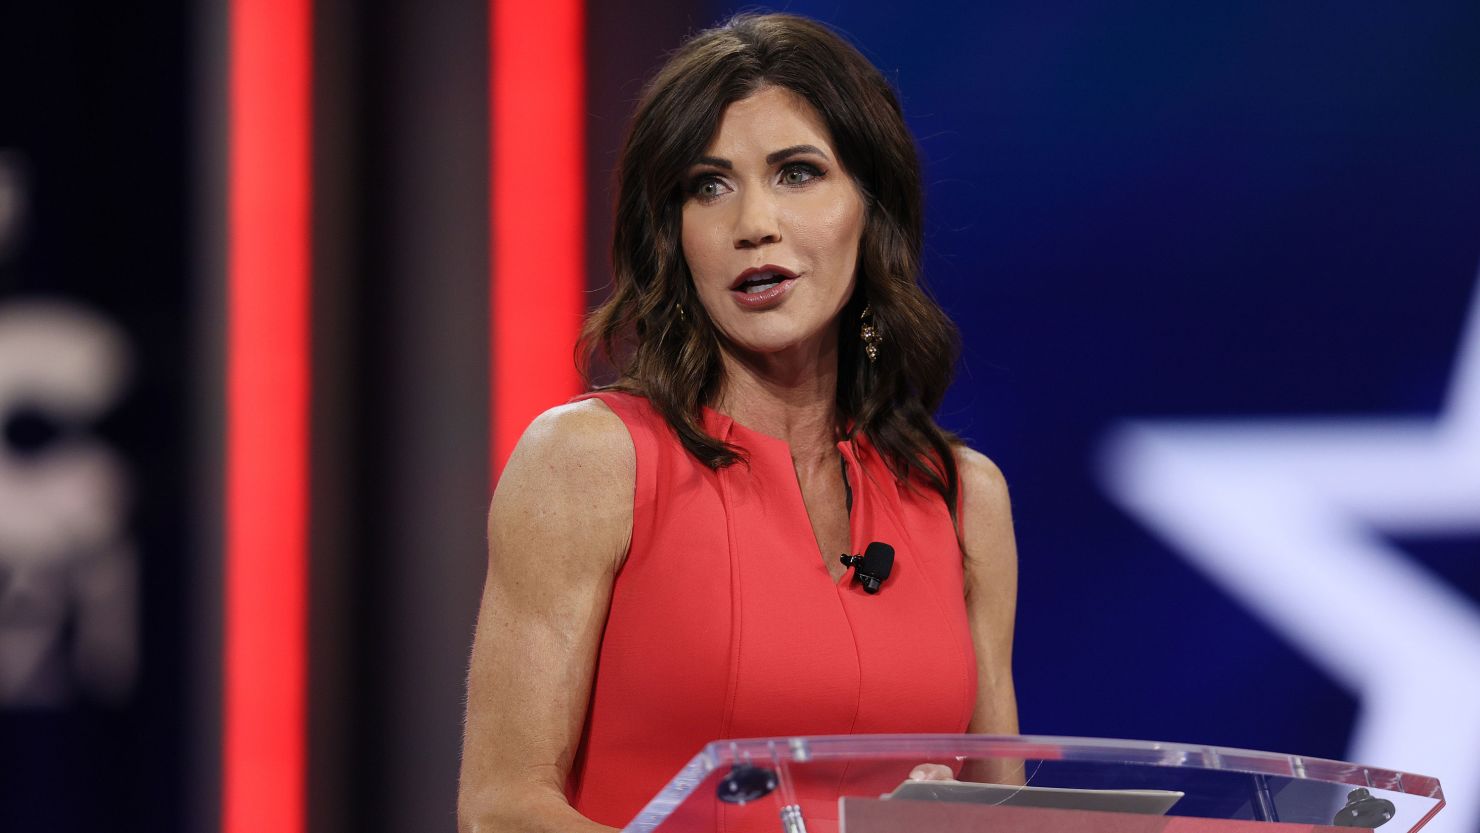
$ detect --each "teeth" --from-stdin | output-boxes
[739,272,784,293]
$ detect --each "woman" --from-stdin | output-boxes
[459,13,1018,833]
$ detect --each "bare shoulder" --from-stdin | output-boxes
[501,398,634,482]
[954,445,1011,520]
[952,445,1016,568]
[489,399,635,570]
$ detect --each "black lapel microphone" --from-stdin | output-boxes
[839,542,894,594]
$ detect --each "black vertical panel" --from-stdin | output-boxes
[188,0,227,830]
[344,1,490,832]
[0,2,193,832]
[309,1,363,833]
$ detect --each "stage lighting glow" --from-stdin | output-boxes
[224,0,311,831]
[490,0,586,483]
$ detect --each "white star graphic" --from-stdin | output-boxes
[1099,271,1480,833]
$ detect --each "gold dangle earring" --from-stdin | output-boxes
[860,305,882,363]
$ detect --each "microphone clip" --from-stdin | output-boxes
[839,542,895,594]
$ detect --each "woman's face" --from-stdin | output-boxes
[681,86,867,362]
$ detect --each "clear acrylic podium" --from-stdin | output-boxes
[623,735,1444,833]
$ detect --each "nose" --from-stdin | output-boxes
[733,188,780,249]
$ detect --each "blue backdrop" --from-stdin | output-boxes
[704,2,1480,828]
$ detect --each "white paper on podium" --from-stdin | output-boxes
[883,780,1184,815]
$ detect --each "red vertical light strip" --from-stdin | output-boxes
[491,0,586,481]
[224,0,310,831]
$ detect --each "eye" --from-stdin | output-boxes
[687,174,731,202]
[780,162,823,186]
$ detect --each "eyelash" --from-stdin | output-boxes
[686,162,827,202]
[779,161,824,185]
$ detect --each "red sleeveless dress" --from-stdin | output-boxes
[567,392,977,831]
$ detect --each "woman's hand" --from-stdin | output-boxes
[907,763,956,781]
[910,759,1029,786]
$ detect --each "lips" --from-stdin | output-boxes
[730,265,799,292]
[729,265,799,310]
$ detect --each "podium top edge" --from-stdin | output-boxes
[697,734,1443,799]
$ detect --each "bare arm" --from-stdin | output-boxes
[458,401,634,833]
[956,447,1019,735]
[957,447,1022,782]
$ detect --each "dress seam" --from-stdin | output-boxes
[890,480,978,731]
[715,423,744,833]
[834,447,866,802]
[717,432,743,745]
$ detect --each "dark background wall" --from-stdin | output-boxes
[0,3,192,832]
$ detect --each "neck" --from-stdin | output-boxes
[713,331,840,463]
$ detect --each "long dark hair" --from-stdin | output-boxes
[581,12,962,506]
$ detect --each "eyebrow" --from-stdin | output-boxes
[691,144,831,170]
[766,144,829,165]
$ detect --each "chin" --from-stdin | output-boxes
[722,325,826,359]
[735,340,801,358]
[708,302,840,358]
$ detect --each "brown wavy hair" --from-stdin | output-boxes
[581,12,962,506]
